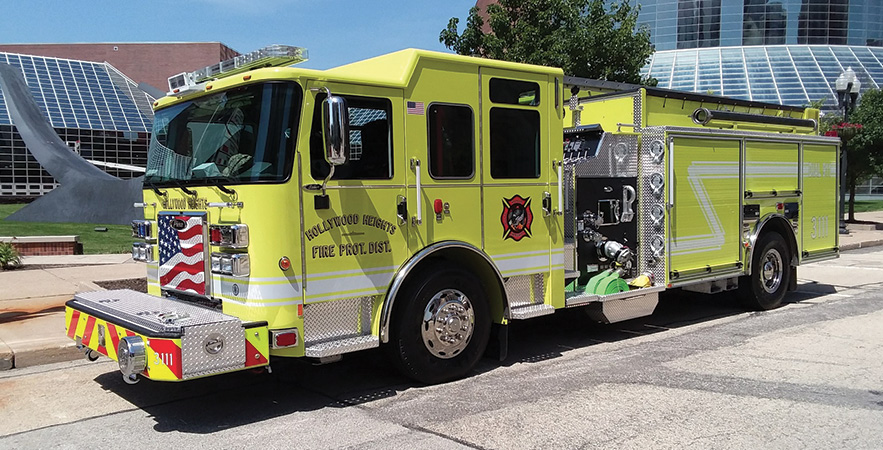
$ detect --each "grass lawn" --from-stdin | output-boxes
[0,204,132,254]
[851,200,883,213]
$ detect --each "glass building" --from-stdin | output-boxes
[638,0,883,110]
[0,52,155,198]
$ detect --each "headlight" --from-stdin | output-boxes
[118,336,147,376]
[211,253,250,277]
[131,220,154,240]
[132,243,154,262]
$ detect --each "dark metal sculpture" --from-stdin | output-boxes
[0,63,143,225]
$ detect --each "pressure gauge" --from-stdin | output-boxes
[649,140,665,163]
[649,173,664,196]
[650,204,665,226]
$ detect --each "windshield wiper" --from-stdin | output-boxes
[143,179,167,198]
[206,176,237,196]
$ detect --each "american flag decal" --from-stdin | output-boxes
[407,101,424,115]
[158,214,206,295]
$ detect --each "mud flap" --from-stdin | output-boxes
[485,323,508,361]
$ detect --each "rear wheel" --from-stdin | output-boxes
[386,263,490,384]
[740,231,791,310]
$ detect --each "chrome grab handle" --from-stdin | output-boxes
[411,158,422,225]
[557,161,564,215]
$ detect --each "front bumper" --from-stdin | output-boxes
[66,289,269,382]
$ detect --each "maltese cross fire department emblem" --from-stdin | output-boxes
[501,195,533,241]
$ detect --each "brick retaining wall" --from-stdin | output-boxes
[0,236,82,255]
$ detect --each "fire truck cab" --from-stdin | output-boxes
[65,45,840,385]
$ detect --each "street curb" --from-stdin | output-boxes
[841,239,883,251]
[12,340,81,369]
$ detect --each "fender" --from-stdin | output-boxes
[746,213,799,273]
[379,240,507,343]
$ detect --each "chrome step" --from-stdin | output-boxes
[304,335,379,358]
[564,270,580,282]
[509,303,555,320]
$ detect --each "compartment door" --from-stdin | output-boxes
[800,143,839,257]
[668,137,742,277]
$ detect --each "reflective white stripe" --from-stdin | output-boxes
[494,253,549,274]
[222,298,302,307]
[493,249,550,259]
[306,265,399,280]
[551,249,564,266]
[211,278,301,301]
[304,270,394,302]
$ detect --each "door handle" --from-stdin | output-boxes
[411,158,422,225]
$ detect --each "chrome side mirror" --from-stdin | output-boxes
[322,96,350,166]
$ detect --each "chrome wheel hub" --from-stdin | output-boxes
[760,248,783,294]
[421,289,474,359]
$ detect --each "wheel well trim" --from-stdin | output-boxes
[379,240,506,343]
[747,213,798,273]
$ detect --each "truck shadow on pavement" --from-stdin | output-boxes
[94,281,836,434]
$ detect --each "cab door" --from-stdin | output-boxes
[402,60,482,253]
[299,82,409,309]
[479,68,555,311]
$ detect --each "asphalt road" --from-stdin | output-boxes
[1,249,882,449]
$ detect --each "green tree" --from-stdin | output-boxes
[845,88,883,220]
[440,0,656,85]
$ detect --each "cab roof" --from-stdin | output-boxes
[154,48,563,108]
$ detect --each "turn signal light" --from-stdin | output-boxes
[210,224,249,248]
[279,256,291,271]
[131,220,154,240]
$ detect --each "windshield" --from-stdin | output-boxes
[145,82,301,186]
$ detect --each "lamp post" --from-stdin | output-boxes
[835,67,861,235]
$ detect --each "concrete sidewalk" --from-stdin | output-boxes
[2,211,883,371]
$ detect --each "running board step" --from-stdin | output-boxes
[304,335,379,358]
[509,304,555,320]
[565,270,580,283]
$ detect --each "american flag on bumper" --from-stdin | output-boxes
[158,214,206,295]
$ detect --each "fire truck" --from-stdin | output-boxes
[65,45,840,385]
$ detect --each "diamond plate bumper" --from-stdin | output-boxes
[66,289,269,381]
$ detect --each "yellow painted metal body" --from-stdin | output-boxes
[65,48,839,382]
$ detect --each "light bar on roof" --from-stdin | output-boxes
[167,44,308,94]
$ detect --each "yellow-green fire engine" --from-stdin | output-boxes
[65,45,840,384]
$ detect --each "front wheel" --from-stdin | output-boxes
[386,263,491,384]
[740,231,792,310]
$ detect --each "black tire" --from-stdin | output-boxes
[386,263,491,384]
[740,231,792,311]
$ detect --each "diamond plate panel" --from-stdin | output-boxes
[564,164,577,240]
[505,274,545,308]
[181,321,246,379]
[638,126,667,286]
[633,92,642,131]
[73,289,238,335]
[303,296,375,344]
[569,134,639,178]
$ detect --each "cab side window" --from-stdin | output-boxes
[428,104,474,179]
[310,94,393,180]
[489,78,541,179]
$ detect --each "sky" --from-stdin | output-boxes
[0,0,478,70]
